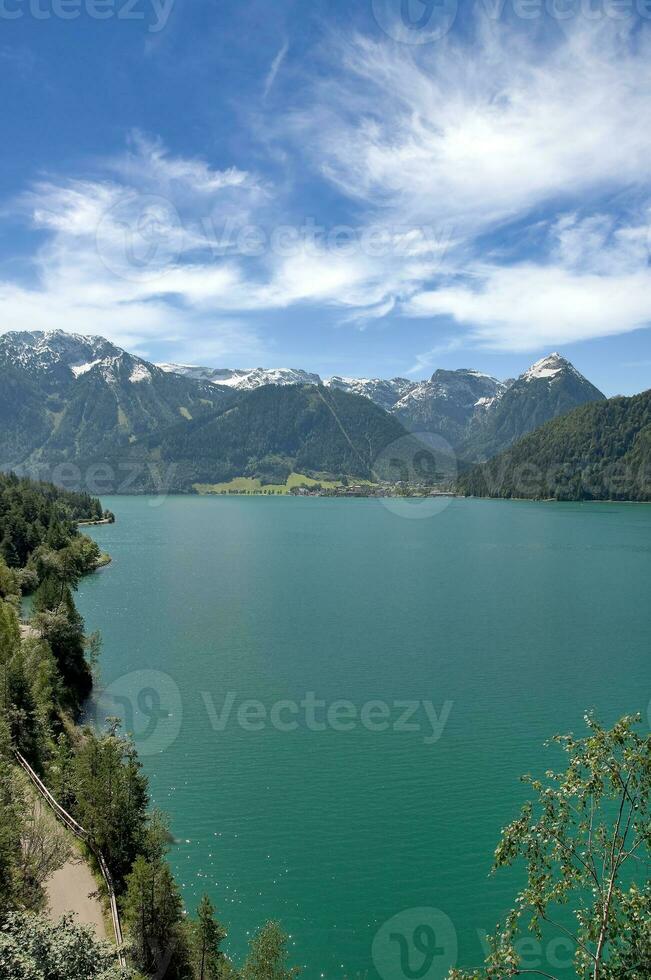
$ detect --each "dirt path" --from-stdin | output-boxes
[19,622,39,641]
[26,794,108,941]
[45,853,108,940]
[17,757,123,958]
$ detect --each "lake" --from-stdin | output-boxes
[78,496,651,979]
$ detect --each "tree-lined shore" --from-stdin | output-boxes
[0,472,299,980]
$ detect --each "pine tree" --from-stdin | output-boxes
[48,733,76,812]
[71,729,148,886]
[0,556,19,598]
[191,894,227,980]
[0,532,19,569]
[33,575,91,710]
[123,855,190,979]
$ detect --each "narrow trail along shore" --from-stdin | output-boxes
[45,853,108,940]
[16,751,125,962]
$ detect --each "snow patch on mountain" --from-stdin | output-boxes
[129,363,152,384]
[523,353,574,382]
[158,363,322,390]
[71,361,101,378]
[324,376,416,411]
[393,369,507,416]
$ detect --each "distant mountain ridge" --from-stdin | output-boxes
[0,331,607,492]
[141,383,435,492]
[159,352,605,457]
[324,376,416,412]
[391,368,509,446]
[0,331,419,491]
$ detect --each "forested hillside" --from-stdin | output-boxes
[147,383,419,489]
[459,390,651,501]
[0,472,107,568]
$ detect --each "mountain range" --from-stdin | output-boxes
[159,351,605,457]
[0,330,607,492]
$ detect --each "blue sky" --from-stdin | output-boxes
[1,0,651,394]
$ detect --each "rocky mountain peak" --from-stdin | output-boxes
[522,352,574,382]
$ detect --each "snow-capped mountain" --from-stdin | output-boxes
[0,331,232,473]
[324,376,417,412]
[0,330,122,382]
[157,362,508,434]
[522,352,581,382]
[158,363,322,390]
[0,329,170,389]
[160,365,418,412]
[0,332,605,482]
[391,368,509,444]
[157,351,604,455]
[462,353,605,459]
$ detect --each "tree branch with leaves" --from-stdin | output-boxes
[449,714,651,980]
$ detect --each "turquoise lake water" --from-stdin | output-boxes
[78,496,651,979]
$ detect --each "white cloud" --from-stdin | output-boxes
[111,131,256,197]
[0,138,270,361]
[407,212,651,350]
[2,133,447,346]
[275,22,651,352]
[408,265,651,351]
[300,24,651,237]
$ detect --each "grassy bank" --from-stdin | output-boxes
[193,471,368,494]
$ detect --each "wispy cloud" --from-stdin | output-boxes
[297,23,651,235]
[280,21,651,350]
[1,132,448,353]
[263,40,289,100]
[0,137,269,360]
[110,131,256,197]
[407,337,467,377]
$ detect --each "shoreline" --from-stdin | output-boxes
[92,491,651,505]
[461,494,651,506]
